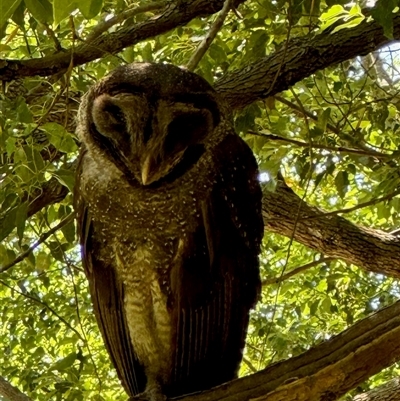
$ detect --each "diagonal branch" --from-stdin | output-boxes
[186,0,234,71]
[248,130,392,160]
[177,300,400,401]
[0,213,75,274]
[0,0,244,80]
[0,376,33,401]
[353,377,400,401]
[262,257,336,286]
[215,14,400,109]
[85,1,166,43]
[263,181,400,277]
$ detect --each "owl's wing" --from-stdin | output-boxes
[74,149,146,397]
[169,133,263,395]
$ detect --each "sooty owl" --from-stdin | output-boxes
[74,62,263,400]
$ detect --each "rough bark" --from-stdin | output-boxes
[0,0,243,80]
[0,2,399,115]
[263,181,400,277]
[0,376,33,401]
[173,300,400,401]
[353,378,400,401]
[215,14,400,109]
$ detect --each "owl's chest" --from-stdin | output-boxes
[81,153,212,255]
[86,173,205,234]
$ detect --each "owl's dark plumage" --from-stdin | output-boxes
[74,63,263,400]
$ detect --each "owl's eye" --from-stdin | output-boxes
[164,112,209,155]
[103,102,126,129]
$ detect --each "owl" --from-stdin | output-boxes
[74,63,263,401]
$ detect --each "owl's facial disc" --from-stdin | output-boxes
[92,92,219,186]
[139,106,215,186]
[91,93,151,180]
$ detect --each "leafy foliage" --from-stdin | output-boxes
[1,0,400,400]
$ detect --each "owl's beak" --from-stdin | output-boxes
[140,149,186,186]
[141,155,151,185]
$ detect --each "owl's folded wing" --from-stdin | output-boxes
[168,133,263,395]
[74,149,146,397]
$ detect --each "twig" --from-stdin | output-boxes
[275,95,341,135]
[186,0,234,71]
[43,23,63,52]
[242,357,258,373]
[0,278,85,343]
[0,376,34,401]
[85,1,165,43]
[248,130,393,160]
[305,189,400,219]
[0,213,75,274]
[262,257,335,286]
[266,3,295,97]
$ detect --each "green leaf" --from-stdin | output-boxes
[371,0,399,39]
[335,170,349,198]
[0,207,17,242]
[25,0,53,23]
[309,300,320,316]
[53,0,77,26]
[36,251,51,270]
[53,168,75,191]
[331,16,364,34]
[61,220,75,243]
[6,137,16,155]
[78,0,103,19]
[11,0,25,28]
[141,42,153,62]
[50,352,77,371]
[17,99,33,123]
[42,123,78,153]
[317,108,331,132]
[0,0,23,31]
[320,5,347,31]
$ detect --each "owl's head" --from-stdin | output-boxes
[80,63,221,186]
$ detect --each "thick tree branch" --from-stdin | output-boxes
[353,377,400,401]
[176,300,400,401]
[215,14,400,109]
[0,376,33,401]
[263,181,400,277]
[0,0,243,80]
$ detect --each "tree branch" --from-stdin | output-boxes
[85,1,166,43]
[0,376,33,401]
[0,213,75,274]
[17,163,400,279]
[353,377,400,401]
[263,181,400,278]
[0,0,243,80]
[248,131,393,160]
[215,14,400,109]
[262,257,336,286]
[176,300,400,401]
